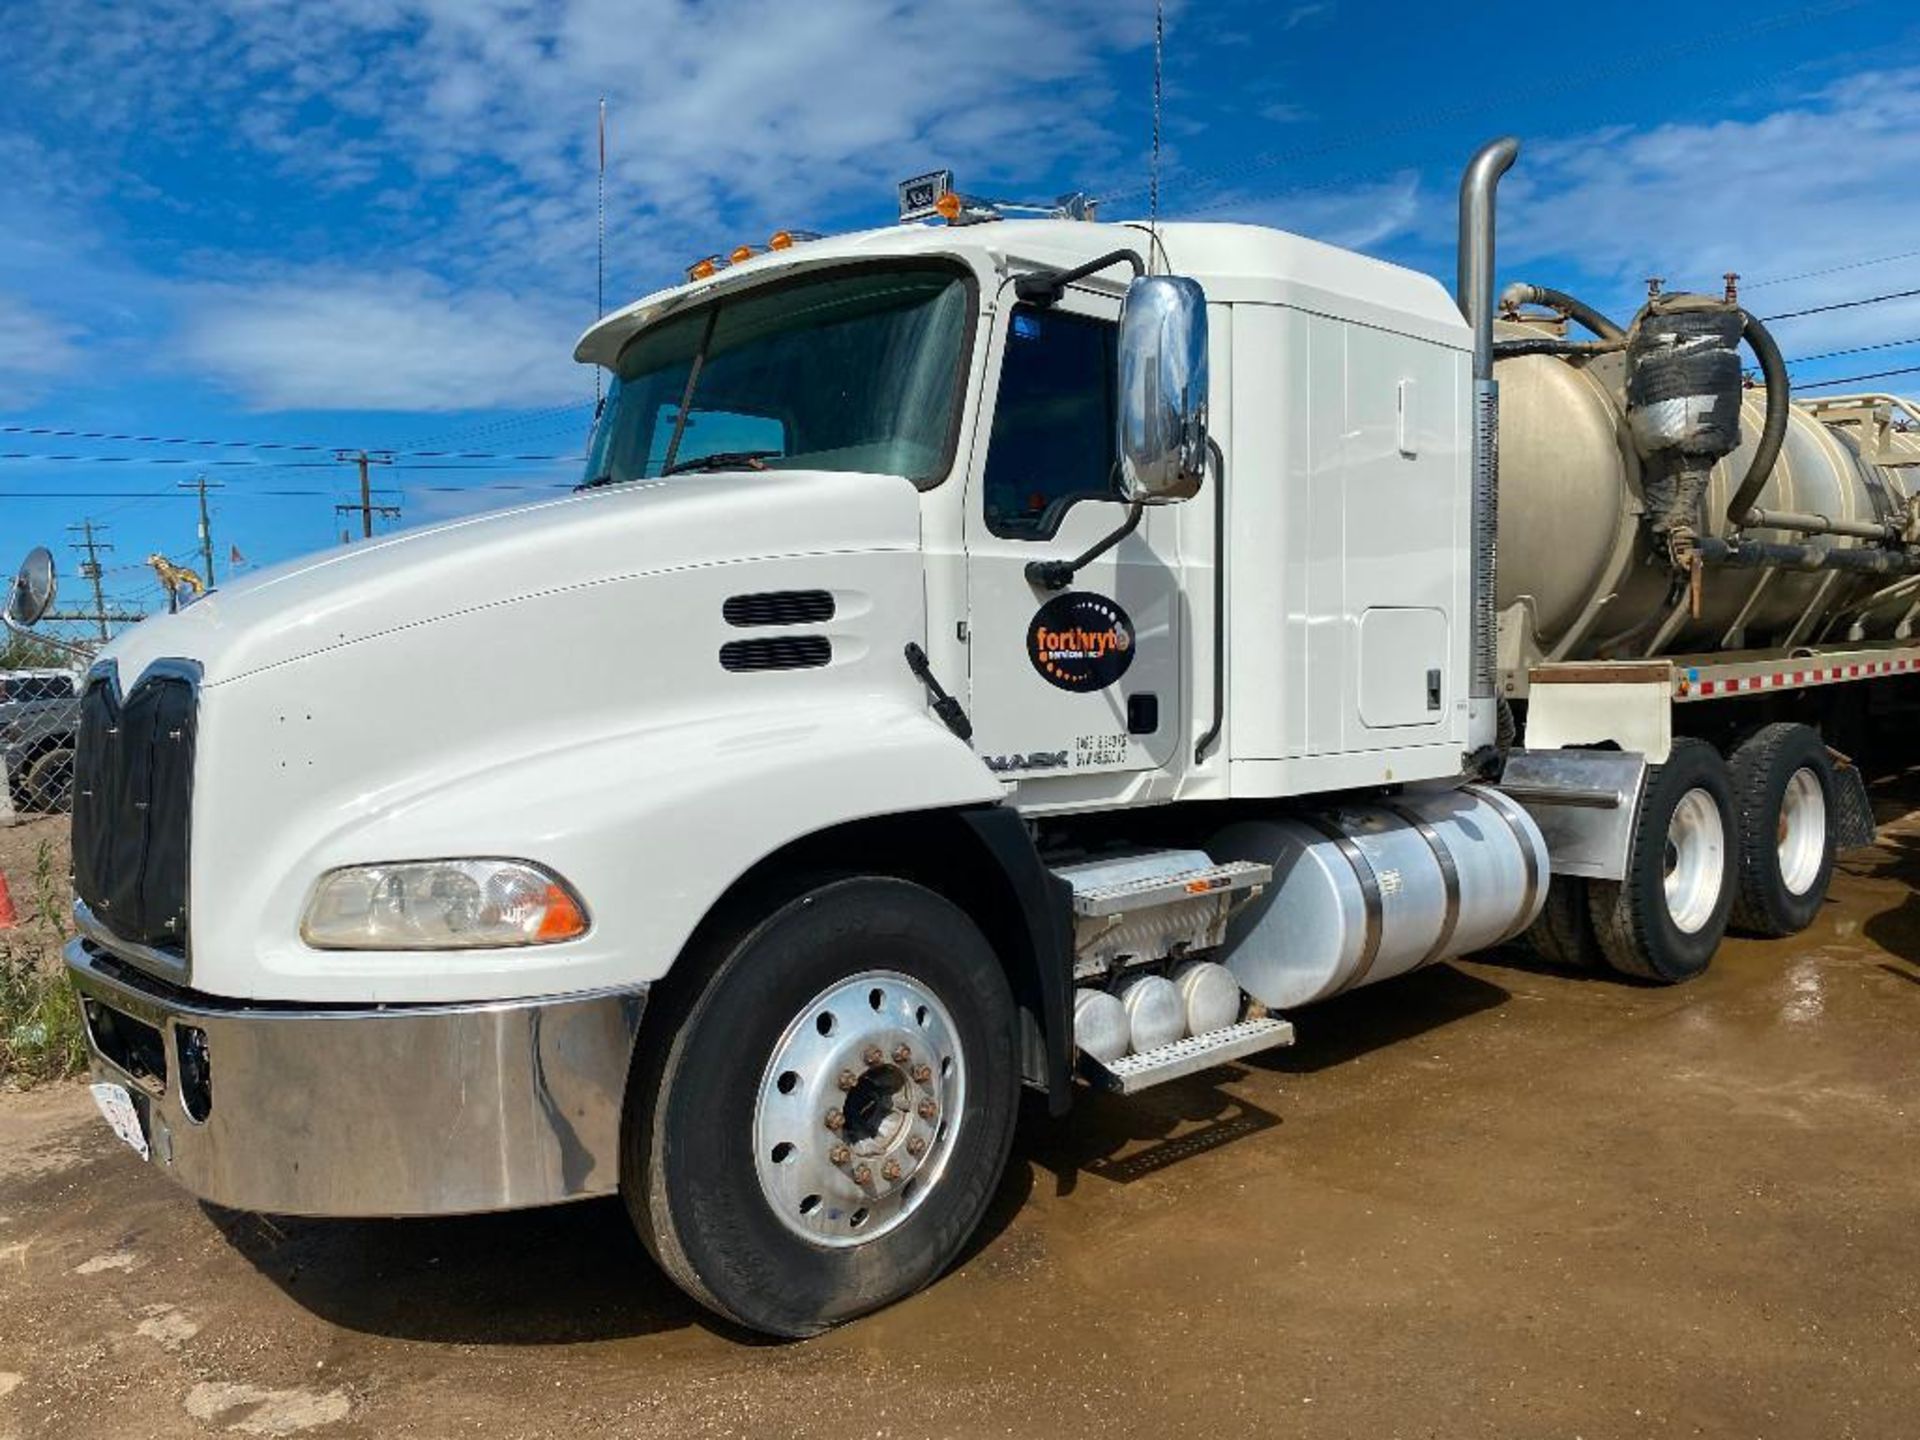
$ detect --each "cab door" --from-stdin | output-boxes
[961,280,1183,781]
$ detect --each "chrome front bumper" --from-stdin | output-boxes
[65,938,646,1217]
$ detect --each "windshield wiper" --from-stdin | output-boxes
[660,449,781,477]
[575,471,622,491]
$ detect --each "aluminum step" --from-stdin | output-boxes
[1078,1015,1296,1095]
[1062,857,1271,917]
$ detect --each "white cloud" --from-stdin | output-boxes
[0,293,82,405]
[4,0,1161,411]
[1503,69,1920,356]
[181,270,586,411]
[1185,171,1424,255]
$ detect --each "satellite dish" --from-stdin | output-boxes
[7,546,56,627]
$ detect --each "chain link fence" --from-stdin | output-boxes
[1,630,94,821]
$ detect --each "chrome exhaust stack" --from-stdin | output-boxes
[1456,137,1520,752]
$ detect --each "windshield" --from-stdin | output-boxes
[583,264,971,488]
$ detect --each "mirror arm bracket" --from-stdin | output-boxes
[1024,500,1146,591]
[1013,248,1146,308]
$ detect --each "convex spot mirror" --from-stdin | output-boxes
[7,547,55,627]
[1116,274,1209,504]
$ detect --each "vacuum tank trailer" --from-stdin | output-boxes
[9,137,1915,1336]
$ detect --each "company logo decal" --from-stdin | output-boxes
[1027,592,1135,693]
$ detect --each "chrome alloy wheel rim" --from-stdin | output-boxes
[1777,767,1827,896]
[1663,787,1727,934]
[752,970,965,1248]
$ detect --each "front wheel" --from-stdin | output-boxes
[624,877,1019,1337]
[1590,737,1737,983]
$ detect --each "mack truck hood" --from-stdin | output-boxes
[97,469,923,686]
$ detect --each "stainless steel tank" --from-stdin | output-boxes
[1494,319,1920,679]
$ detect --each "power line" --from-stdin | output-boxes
[1743,248,1920,291]
[0,483,573,498]
[0,423,579,462]
[1793,364,1920,391]
[0,455,577,471]
[1762,287,1920,321]
[1786,335,1920,365]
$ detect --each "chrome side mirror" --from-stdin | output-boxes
[6,546,56,627]
[1116,275,1209,503]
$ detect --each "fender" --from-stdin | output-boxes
[958,806,1076,1115]
[193,697,1006,1003]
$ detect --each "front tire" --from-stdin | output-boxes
[1591,737,1736,983]
[624,877,1019,1337]
[1727,722,1836,938]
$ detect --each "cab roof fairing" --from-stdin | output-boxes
[570,217,1471,370]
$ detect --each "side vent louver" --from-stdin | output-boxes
[720,636,832,673]
[723,589,835,627]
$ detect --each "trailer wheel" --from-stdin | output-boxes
[623,876,1019,1337]
[1727,723,1836,938]
[1590,738,1736,983]
[1522,875,1603,970]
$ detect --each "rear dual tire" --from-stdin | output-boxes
[1589,738,1737,984]
[1727,723,1837,939]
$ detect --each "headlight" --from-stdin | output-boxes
[301,859,590,950]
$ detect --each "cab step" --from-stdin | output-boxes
[1061,855,1271,917]
[1077,1015,1295,1095]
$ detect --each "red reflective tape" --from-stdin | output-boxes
[1774,672,1786,686]
[1700,680,1716,696]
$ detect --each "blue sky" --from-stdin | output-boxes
[1,0,1914,632]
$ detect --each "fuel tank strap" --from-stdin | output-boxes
[1377,798,1462,968]
[1472,785,1544,943]
[1294,813,1384,992]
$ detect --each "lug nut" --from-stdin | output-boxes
[906,1135,927,1157]
[824,1108,845,1132]
[829,1144,851,1166]
[892,1043,913,1065]
[917,1098,937,1121]
[881,1158,902,1182]
[851,1164,873,1187]
[863,1045,885,1068]
[837,1069,859,1092]
[911,1064,932,1084]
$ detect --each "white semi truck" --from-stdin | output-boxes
[11,139,1917,1336]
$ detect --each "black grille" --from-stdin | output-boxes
[723,590,835,627]
[719,636,831,672]
[71,669,196,955]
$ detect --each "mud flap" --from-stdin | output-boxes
[1831,757,1878,852]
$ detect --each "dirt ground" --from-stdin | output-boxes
[2,801,1918,1440]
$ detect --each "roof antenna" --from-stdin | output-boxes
[1148,0,1164,272]
[594,96,607,410]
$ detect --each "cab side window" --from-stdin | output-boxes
[982,306,1118,539]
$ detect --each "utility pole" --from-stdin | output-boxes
[179,474,224,585]
[67,519,113,643]
[333,450,399,541]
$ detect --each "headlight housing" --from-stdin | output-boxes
[301,859,590,950]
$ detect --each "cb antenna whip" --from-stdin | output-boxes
[1148,0,1164,269]
[594,96,607,407]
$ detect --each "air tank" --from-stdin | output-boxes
[1494,318,1920,677]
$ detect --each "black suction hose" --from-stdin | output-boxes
[1498,281,1625,341]
[1725,310,1791,528]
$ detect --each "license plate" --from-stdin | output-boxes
[90,1082,151,1161]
